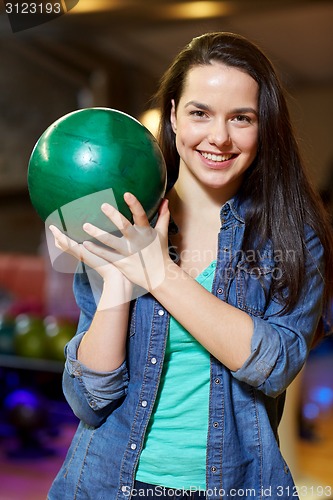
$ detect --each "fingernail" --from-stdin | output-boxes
[101,203,111,211]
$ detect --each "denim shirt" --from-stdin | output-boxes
[48,197,324,500]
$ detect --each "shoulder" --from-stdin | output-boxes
[304,224,324,263]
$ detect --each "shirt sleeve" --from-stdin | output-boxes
[65,332,129,407]
[232,227,325,397]
[62,264,129,420]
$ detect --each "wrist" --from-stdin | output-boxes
[152,259,182,295]
[98,274,133,311]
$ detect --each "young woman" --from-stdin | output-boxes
[48,32,333,499]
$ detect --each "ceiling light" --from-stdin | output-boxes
[68,1,234,18]
[158,2,234,20]
[140,108,161,138]
[72,0,136,14]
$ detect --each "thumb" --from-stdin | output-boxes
[155,199,170,235]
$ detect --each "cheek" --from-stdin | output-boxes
[239,130,258,154]
[178,121,205,147]
[175,122,194,147]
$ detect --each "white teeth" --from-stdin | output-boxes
[201,152,233,162]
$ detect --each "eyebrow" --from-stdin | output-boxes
[185,101,211,111]
[185,101,258,116]
[232,107,258,116]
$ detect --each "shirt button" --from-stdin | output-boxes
[213,422,219,428]
[211,466,217,473]
[214,378,220,384]
[130,443,137,450]
[141,400,148,407]
[151,357,157,364]
[217,288,223,294]
[158,309,165,316]
[121,486,128,492]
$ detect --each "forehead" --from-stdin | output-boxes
[181,62,258,103]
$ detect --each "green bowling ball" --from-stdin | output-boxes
[27,108,167,242]
[14,314,46,359]
[0,314,15,355]
[43,316,76,361]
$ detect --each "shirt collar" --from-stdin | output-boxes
[220,194,248,225]
[150,193,249,235]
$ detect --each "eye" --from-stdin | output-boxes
[234,115,251,123]
[189,110,207,118]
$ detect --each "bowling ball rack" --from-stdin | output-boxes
[0,353,76,459]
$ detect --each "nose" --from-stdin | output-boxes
[208,118,231,147]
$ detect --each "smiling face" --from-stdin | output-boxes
[170,62,259,199]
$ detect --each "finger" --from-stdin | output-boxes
[82,222,128,254]
[155,199,170,234]
[123,192,150,228]
[49,225,83,258]
[49,225,113,270]
[82,240,123,263]
[100,202,133,237]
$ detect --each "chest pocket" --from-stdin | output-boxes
[235,259,276,316]
[222,252,278,317]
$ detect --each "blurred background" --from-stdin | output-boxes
[0,1,332,498]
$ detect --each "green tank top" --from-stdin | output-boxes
[135,261,216,490]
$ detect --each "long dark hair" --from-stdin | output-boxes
[154,32,333,344]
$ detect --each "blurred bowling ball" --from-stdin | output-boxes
[0,313,15,355]
[4,388,47,431]
[4,388,52,459]
[43,316,76,361]
[14,314,46,358]
[27,107,167,242]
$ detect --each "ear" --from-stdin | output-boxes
[170,99,177,134]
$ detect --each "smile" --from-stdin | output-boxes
[200,151,235,162]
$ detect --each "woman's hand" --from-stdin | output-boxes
[81,192,171,291]
[49,223,135,309]
[48,224,117,281]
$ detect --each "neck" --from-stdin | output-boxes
[167,175,225,236]
[168,164,234,219]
